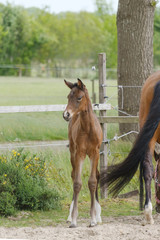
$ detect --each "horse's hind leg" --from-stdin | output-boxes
[143,150,154,224]
[88,151,101,227]
[154,152,160,213]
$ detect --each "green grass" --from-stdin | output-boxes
[0,76,118,142]
[0,112,68,141]
[0,148,140,227]
[0,146,157,227]
[0,199,142,227]
[0,76,147,226]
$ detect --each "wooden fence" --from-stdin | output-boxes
[0,104,111,114]
[98,53,139,198]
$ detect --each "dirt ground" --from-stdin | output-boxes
[0,214,160,240]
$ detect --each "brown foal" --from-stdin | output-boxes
[63,78,102,228]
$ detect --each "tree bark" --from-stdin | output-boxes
[117,0,155,135]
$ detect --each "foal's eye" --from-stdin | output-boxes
[77,97,82,102]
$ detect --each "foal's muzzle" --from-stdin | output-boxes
[63,111,71,121]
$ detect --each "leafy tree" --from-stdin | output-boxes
[95,0,117,67]
[0,4,33,75]
[0,2,116,75]
[30,10,59,63]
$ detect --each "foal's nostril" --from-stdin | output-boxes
[63,111,70,121]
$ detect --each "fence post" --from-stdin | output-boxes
[91,79,96,103]
[99,53,107,198]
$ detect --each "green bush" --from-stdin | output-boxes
[0,192,16,216]
[0,149,61,216]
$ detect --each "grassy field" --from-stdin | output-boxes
[0,76,153,226]
[0,76,118,142]
[0,147,156,227]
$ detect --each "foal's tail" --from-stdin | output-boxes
[101,81,160,202]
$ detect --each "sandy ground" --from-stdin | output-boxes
[0,214,160,240]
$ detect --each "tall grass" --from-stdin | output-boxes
[38,144,156,204]
[0,144,156,222]
[47,149,92,201]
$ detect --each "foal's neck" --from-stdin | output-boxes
[79,90,94,132]
[81,88,93,114]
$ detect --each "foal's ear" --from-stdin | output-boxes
[77,78,85,90]
[64,80,74,89]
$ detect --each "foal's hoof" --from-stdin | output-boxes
[66,218,71,223]
[144,216,154,225]
[89,222,97,227]
[69,223,77,228]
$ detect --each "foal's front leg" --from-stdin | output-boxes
[69,153,84,228]
[67,151,75,223]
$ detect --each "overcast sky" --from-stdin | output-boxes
[0,1,160,13]
[0,0,119,13]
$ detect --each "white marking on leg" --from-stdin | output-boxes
[144,201,154,224]
[90,207,97,227]
[67,200,74,222]
[95,200,102,223]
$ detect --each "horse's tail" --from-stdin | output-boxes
[101,81,160,198]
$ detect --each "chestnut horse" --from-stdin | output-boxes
[63,78,103,228]
[101,71,160,224]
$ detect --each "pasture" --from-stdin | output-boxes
[0,76,158,236]
[0,148,143,228]
[0,76,117,142]
[0,145,156,225]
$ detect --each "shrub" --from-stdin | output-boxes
[0,149,61,216]
[0,192,16,216]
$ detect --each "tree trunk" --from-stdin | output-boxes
[117,0,155,135]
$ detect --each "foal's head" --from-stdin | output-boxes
[63,78,90,121]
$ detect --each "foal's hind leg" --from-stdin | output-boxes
[143,150,154,224]
[95,168,102,223]
[88,150,101,227]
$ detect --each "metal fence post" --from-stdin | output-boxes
[99,53,107,198]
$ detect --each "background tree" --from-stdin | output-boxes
[117,0,156,134]
[154,6,160,66]
[0,1,159,80]
[95,0,117,68]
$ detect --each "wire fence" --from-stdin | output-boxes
[0,64,118,79]
[0,64,149,159]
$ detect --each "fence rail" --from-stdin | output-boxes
[98,116,139,124]
[0,104,111,114]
